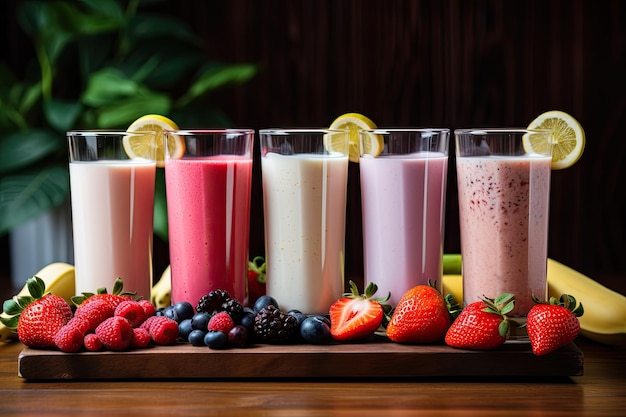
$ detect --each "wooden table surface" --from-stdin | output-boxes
[0,336,624,416]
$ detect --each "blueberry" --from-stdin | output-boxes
[173,301,195,322]
[188,329,206,346]
[287,309,307,327]
[300,315,331,344]
[204,330,229,349]
[162,305,178,322]
[178,318,193,341]
[191,312,211,331]
[239,310,256,333]
[228,325,249,348]
[253,295,279,314]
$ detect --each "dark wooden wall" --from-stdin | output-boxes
[2,1,625,284]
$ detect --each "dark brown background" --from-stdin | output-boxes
[2,1,625,290]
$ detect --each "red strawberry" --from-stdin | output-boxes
[71,298,116,334]
[527,294,583,356]
[53,321,85,352]
[247,256,267,304]
[144,316,179,345]
[445,293,514,350]
[0,277,73,348]
[386,285,452,344]
[83,333,103,352]
[95,316,134,351]
[208,311,235,334]
[114,300,147,327]
[329,281,390,341]
[130,328,152,348]
[72,277,135,312]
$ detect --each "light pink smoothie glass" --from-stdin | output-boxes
[455,128,553,320]
[359,128,450,306]
[67,130,157,299]
[259,129,350,314]
[164,129,254,307]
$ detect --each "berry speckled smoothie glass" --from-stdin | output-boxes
[165,130,254,307]
[455,129,553,319]
[360,129,450,306]
[260,129,349,314]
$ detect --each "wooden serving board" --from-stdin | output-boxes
[18,340,583,380]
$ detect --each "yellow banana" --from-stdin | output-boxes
[151,265,171,309]
[0,262,75,343]
[441,255,626,347]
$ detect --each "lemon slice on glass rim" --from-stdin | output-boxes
[327,113,383,162]
[123,114,183,167]
[524,110,585,170]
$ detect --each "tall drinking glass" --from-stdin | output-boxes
[67,130,157,299]
[260,129,349,314]
[455,128,553,317]
[360,129,449,306]
[164,129,254,307]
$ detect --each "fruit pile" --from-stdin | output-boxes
[1,277,179,353]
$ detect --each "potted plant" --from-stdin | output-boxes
[0,0,256,285]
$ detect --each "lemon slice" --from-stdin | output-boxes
[124,114,183,167]
[328,113,383,163]
[525,110,585,170]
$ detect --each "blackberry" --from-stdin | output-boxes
[222,298,244,322]
[196,289,231,314]
[254,305,298,343]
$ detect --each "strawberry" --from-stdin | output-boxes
[53,324,84,353]
[72,277,135,312]
[71,298,116,334]
[95,316,134,351]
[208,311,235,334]
[114,300,147,327]
[527,294,583,356]
[247,256,267,304]
[445,293,514,350]
[386,285,452,344]
[83,333,103,352]
[1,277,73,348]
[329,281,390,342]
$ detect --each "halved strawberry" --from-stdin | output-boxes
[329,281,390,341]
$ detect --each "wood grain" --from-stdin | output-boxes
[18,341,583,380]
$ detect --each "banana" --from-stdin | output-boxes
[1,262,75,343]
[441,255,626,347]
[151,265,171,309]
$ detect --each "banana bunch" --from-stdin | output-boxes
[0,262,75,342]
[441,255,626,347]
[151,266,171,309]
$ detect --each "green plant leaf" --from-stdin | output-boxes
[82,67,142,107]
[0,129,64,174]
[177,63,257,107]
[0,164,70,234]
[94,94,171,128]
[44,99,83,132]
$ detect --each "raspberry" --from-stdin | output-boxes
[53,323,84,353]
[83,333,103,352]
[114,300,147,327]
[73,298,116,333]
[95,316,134,351]
[208,311,235,334]
[130,328,151,348]
[138,299,156,318]
[146,316,179,345]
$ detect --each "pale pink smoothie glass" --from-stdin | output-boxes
[260,129,349,314]
[165,130,254,307]
[455,128,553,318]
[67,130,157,299]
[360,128,450,306]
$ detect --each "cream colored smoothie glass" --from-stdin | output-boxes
[67,130,157,299]
[360,128,449,306]
[259,129,349,314]
[164,129,254,307]
[455,128,553,318]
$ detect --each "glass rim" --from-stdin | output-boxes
[362,128,450,134]
[66,130,156,136]
[259,128,349,135]
[164,129,255,135]
[454,128,553,135]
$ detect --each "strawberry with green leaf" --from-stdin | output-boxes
[0,276,72,348]
[527,294,584,356]
[329,281,390,341]
[247,256,267,303]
